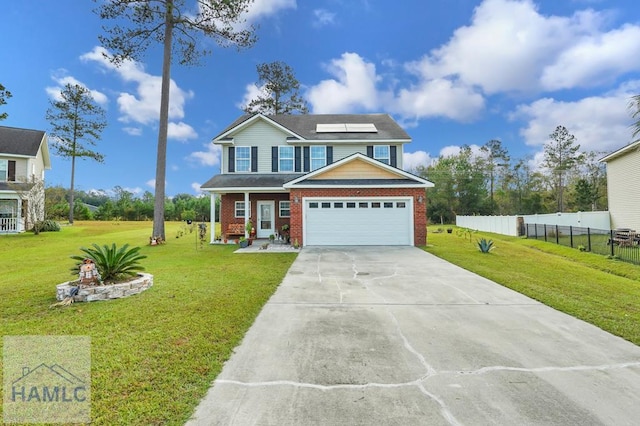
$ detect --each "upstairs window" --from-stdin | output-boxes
[0,160,15,182]
[235,147,251,172]
[373,145,390,165]
[310,146,326,171]
[279,146,294,172]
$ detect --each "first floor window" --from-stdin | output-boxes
[236,147,251,172]
[235,201,246,217]
[279,201,291,217]
[310,146,326,171]
[374,145,390,164]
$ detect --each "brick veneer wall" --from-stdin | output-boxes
[220,193,291,238]
[289,187,428,246]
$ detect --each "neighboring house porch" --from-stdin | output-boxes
[0,126,50,233]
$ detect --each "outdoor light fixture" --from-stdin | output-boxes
[418,195,424,203]
[294,195,299,204]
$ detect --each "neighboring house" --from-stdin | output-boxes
[0,125,50,233]
[201,113,433,246]
[600,140,640,231]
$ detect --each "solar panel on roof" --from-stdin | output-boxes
[345,123,377,132]
[316,123,347,132]
[316,123,378,133]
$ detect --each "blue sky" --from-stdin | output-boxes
[2,0,639,197]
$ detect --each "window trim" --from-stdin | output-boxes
[234,201,246,218]
[310,146,327,171]
[278,146,294,172]
[279,200,291,218]
[373,145,390,164]
[235,146,251,172]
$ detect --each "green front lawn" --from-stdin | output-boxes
[425,227,640,345]
[0,221,297,425]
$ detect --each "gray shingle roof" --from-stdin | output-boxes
[214,114,411,141]
[201,173,304,189]
[0,125,46,157]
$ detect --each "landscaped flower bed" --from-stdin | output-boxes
[56,273,153,302]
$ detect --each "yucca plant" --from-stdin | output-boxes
[70,243,147,283]
[477,238,495,253]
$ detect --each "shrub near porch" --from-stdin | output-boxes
[0,221,297,425]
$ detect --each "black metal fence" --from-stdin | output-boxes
[525,223,640,265]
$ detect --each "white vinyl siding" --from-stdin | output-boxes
[606,150,640,231]
[222,120,291,173]
[328,145,403,169]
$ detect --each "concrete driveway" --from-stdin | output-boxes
[187,246,640,425]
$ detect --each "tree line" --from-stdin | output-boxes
[417,126,607,224]
[44,186,213,223]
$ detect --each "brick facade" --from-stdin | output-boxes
[220,193,291,239]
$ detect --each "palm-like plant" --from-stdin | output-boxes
[71,243,147,283]
[477,238,495,253]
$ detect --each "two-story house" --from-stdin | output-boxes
[201,113,433,246]
[600,140,640,231]
[0,125,50,232]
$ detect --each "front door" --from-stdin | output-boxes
[256,201,275,238]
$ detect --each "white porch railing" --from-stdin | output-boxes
[0,217,18,232]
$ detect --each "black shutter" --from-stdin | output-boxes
[390,146,397,167]
[366,145,373,158]
[251,146,258,172]
[303,146,310,172]
[272,146,278,172]
[228,147,235,172]
[8,160,16,181]
[326,146,333,164]
[295,147,302,172]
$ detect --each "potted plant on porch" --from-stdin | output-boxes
[246,220,255,245]
[281,224,290,244]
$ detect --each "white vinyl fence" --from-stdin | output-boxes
[456,211,611,237]
[456,215,521,236]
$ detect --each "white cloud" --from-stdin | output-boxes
[511,83,637,153]
[540,24,640,90]
[439,144,483,158]
[123,127,142,136]
[45,73,108,106]
[191,182,203,194]
[146,179,155,189]
[405,0,640,94]
[237,83,266,110]
[81,46,194,126]
[244,0,296,22]
[188,143,222,167]
[393,78,485,122]
[313,9,336,28]
[168,122,198,142]
[403,151,433,172]
[123,186,143,195]
[307,52,380,113]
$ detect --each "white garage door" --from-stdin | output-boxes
[304,198,413,246]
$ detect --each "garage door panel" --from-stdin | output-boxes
[305,198,412,246]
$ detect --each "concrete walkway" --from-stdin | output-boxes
[187,246,640,425]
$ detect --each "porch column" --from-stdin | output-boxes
[209,192,217,244]
[244,191,250,238]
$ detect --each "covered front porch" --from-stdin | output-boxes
[201,173,301,244]
[0,197,25,233]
